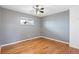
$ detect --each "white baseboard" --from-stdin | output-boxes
[1,36,79,50]
[40,36,69,44]
[69,44,79,49]
[0,36,69,48]
[0,36,41,47]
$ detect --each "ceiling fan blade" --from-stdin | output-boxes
[40,8,44,10]
[40,11,44,13]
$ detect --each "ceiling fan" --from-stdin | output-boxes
[33,5,44,14]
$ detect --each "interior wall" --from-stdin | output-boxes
[0,7,2,45]
[70,6,79,49]
[0,7,69,46]
[0,7,40,45]
[41,10,69,42]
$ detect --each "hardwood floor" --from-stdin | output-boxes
[1,38,79,54]
[70,48,79,54]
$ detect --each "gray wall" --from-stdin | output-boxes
[0,7,69,45]
[41,10,69,42]
[0,7,2,45]
[0,8,1,36]
[0,7,40,45]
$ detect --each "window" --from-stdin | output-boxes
[20,17,34,25]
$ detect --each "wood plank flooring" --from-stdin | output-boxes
[1,38,79,54]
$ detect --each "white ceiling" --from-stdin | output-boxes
[0,5,74,17]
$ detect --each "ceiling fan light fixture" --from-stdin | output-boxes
[40,8,44,10]
[36,5,39,7]
[33,5,44,15]
[40,11,44,13]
